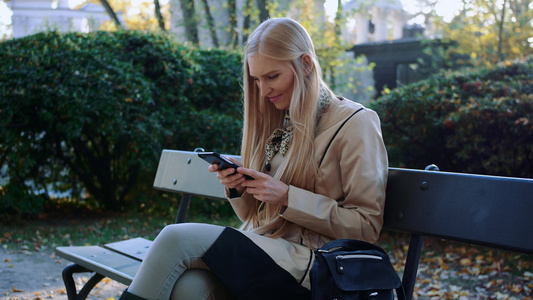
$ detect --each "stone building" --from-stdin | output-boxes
[10,0,115,38]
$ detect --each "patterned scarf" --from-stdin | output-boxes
[264,88,331,172]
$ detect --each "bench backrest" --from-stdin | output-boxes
[153,150,227,200]
[153,149,533,254]
[384,167,533,254]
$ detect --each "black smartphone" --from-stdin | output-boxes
[197,152,254,180]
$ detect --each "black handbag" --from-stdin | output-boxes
[310,239,405,300]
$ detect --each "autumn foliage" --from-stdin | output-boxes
[371,56,533,177]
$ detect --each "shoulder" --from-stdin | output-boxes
[318,97,380,132]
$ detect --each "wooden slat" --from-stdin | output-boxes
[384,168,533,254]
[153,150,228,200]
[56,246,139,285]
[104,237,152,261]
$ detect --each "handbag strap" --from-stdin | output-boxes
[316,238,385,255]
[318,107,364,168]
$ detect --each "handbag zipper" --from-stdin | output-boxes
[335,254,383,273]
[336,254,383,260]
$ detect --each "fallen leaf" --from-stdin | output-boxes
[471,267,480,276]
[460,258,472,266]
[4,258,9,263]
[11,286,23,293]
[511,284,523,293]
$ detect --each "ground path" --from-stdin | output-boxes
[1,247,125,300]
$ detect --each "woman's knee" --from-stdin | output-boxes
[169,269,234,300]
[150,223,225,258]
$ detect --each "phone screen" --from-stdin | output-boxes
[197,152,254,180]
[197,152,239,170]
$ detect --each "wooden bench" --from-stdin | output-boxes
[56,149,533,300]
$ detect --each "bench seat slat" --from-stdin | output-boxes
[56,246,139,285]
[104,237,152,261]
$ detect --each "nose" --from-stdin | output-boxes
[258,81,271,98]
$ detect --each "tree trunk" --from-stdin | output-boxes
[228,0,238,47]
[155,0,166,31]
[242,0,253,44]
[497,0,507,62]
[99,0,123,29]
[201,0,219,47]
[257,0,270,22]
[179,0,199,45]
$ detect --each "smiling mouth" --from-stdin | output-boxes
[269,95,281,102]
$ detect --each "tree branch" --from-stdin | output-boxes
[99,0,123,29]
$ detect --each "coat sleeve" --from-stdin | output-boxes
[280,109,388,243]
[227,189,257,223]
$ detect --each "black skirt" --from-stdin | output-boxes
[202,227,311,300]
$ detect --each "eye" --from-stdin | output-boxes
[268,74,279,80]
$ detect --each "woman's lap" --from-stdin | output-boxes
[128,223,312,299]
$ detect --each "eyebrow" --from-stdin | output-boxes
[250,70,281,78]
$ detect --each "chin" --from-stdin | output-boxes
[273,102,290,111]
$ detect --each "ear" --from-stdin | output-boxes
[301,54,313,76]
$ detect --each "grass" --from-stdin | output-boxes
[1,198,241,252]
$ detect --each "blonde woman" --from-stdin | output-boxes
[119,18,388,300]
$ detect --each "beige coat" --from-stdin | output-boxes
[229,97,388,250]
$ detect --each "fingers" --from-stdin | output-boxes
[236,167,260,180]
[238,170,289,206]
[227,156,243,167]
[214,167,246,188]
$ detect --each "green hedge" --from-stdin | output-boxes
[0,31,243,218]
[370,57,533,178]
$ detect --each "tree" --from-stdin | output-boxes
[200,0,219,47]
[154,0,166,31]
[432,0,533,67]
[242,0,254,44]
[99,0,124,29]
[179,0,199,45]
[228,0,238,47]
[257,0,270,22]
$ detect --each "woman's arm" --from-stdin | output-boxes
[280,109,388,243]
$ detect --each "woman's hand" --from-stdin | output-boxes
[208,157,247,196]
[208,157,289,206]
[237,168,289,206]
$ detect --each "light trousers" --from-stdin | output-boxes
[127,223,312,300]
[128,223,229,300]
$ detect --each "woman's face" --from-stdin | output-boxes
[247,53,295,111]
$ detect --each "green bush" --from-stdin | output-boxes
[370,57,533,178]
[0,30,243,218]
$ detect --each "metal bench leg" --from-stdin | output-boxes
[62,264,105,300]
[175,194,191,224]
[402,234,424,300]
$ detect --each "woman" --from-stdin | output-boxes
[119,17,388,300]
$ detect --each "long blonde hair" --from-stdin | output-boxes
[241,18,333,236]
